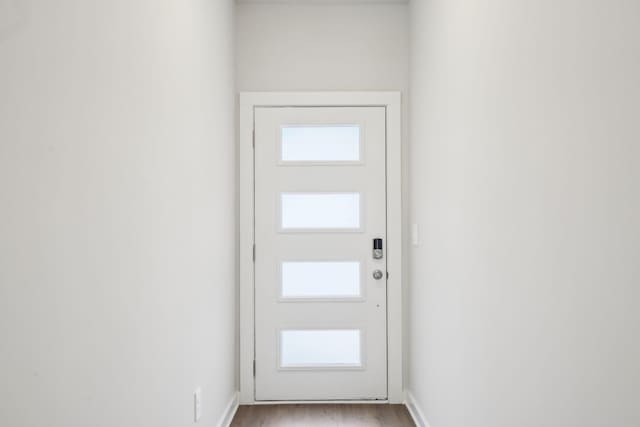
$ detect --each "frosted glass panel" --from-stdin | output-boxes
[280,330,362,367]
[281,126,360,162]
[281,193,360,230]
[281,262,361,298]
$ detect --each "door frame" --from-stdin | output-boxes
[239,92,403,404]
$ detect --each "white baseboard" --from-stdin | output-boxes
[405,390,431,427]
[217,391,239,427]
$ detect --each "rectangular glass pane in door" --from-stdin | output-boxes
[281,125,360,162]
[280,329,362,368]
[280,192,361,230]
[281,261,361,298]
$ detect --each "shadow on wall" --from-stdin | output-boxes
[0,0,29,42]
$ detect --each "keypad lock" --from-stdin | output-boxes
[373,238,383,260]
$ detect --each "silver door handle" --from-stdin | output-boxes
[372,270,384,280]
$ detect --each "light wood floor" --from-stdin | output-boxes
[230,404,415,427]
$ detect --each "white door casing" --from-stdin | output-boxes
[239,92,402,404]
[254,107,386,400]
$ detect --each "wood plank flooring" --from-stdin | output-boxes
[230,404,415,427]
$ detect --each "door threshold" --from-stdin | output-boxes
[250,400,390,405]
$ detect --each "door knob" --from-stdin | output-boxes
[372,270,384,280]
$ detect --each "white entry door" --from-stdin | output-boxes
[254,107,387,401]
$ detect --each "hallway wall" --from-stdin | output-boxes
[0,1,236,426]
[236,2,408,93]
[408,0,640,426]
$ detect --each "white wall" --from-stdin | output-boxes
[0,1,236,426]
[236,3,408,93]
[409,1,640,426]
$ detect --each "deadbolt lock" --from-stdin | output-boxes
[373,238,383,259]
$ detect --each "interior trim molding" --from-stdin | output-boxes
[405,390,431,427]
[239,91,404,404]
[217,391,240,427]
